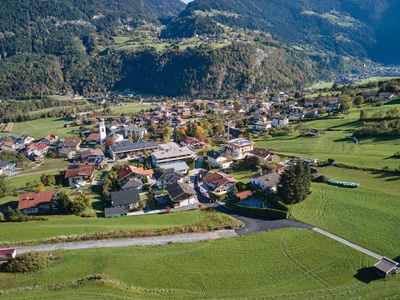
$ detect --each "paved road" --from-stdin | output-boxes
[215,205,312,235]
[17,230,237,254]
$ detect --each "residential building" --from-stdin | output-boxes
[0,161,16,176]
[155,169,184,189]
[207,151,233,169]
[65,163,96,186]
[226,138,254,160]
[18,190,57,215]
[158,161,190,174]
[60,137,81,151]
[117,165,154,183]
[200,172,237,199]
[124,125,147,140]
[122,178,143,191]
[104,189,141,217]
[272,115,289,128]
[250,172,280,192]
[25,143,50,160]
[109,141,159,160]
[151,146,196,167]
[167,182,198,207]
[41,134,59,145]
[254,121,272,131]
[250,148,276,162]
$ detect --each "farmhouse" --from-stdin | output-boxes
[109,141,159,160]
[18,190,57,215]
[226,138,254,160]
[167,181,198,207]
[250,172,280,192]
[207,151,233,169]
[65,163,96,186]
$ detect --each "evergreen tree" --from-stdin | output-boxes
[277,161,311,205]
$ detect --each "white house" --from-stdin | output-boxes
[226,138,254,160]
[255,121,272,131]
[251,172,280,192]
[207,151,233,169]
[272,115,289,128]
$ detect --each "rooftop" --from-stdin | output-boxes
[18,190,56,210]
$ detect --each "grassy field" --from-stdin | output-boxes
[256,104,400,169]
[0,210,232,246]
[11,118,77,139]
[292,166,400,258]
[1,229,399,299]
[109,103,155,115]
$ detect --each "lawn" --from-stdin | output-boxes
[110,103,155,115]
[256,105,400,169]
[12,118,77,139]
[1,229,399,299]
[292,166,400,258]
[0,210,232,246]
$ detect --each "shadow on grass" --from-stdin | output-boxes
[354,267,381,283]
[329,120,363,130]
[370,171,400,182]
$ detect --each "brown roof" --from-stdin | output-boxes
[18,190,56,210]
[87,133,100,142]
[236,190,253,200]
[203,172,237,188]
[65,163,95,178]
[117,165,154,180]
[251,148,275,159]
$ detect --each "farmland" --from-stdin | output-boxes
[256,103,400,169]
[11,118,77,139]
[1,229,399,299]
[109,103,156,115]
[292,166,400,258]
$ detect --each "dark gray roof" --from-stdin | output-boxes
[167,182,196,201]
[156,169,184,184]
[0,161,14,168]
[207,150,223,159]
[374,257,399,275]
[110,141,159,154]
[122,178,143,190]
[111,190,141,207]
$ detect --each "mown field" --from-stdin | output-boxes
[0,210,235,246]
[256,103,400,169]
[1,229,399,299]
[109,103,156,115]
[292,166,400,258]
[11,118,77,139]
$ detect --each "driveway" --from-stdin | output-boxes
[215,205,312,235]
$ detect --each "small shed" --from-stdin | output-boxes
[374,257,399,278]
[0,248,16,261]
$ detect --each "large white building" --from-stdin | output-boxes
[225,138,254,160]
[151,143,197,167]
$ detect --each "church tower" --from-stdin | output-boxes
[99,118,107,146]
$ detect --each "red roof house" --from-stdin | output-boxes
[18,190,56,214]
[65,163,96,186]
[117,165,154,181]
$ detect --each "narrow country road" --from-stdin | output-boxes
[17,230,237,254]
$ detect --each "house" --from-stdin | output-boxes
[378,92,395,100]
[226,138,254,160]
[180,136,208,149]
[86,133,101,145]
[104,189,141,217]
[158,161,190,174]
[304,99,323,107]
[254,121,272,131]
[155,169,184,189]
[374,257,399,278]
[41,134,59,145]
[0,161,16,176]
[151,146,196,167]
[272,115,289,128]
[109,141,159,160]
[81,149,105,160]
[60,137,81,151]
[117,165,154,183]
[59,147,77,159]
[250,148,276,162]
[0,248,16,261]
[65,163,96,186]
[207,151,233,169]
[25,143,50,160]
[200,172,238,198]
[122,178,143,191]
[18,190,57,215]
[167,182,198,207]
[123,125,147,140]
[250,172,280,192]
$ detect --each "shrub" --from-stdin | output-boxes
[78,209,97,218]
[1,252,53,273]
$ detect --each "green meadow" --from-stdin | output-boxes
[1,230,399,299]
[11,118,77,139]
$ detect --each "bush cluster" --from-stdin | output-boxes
[1,252,53,273]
